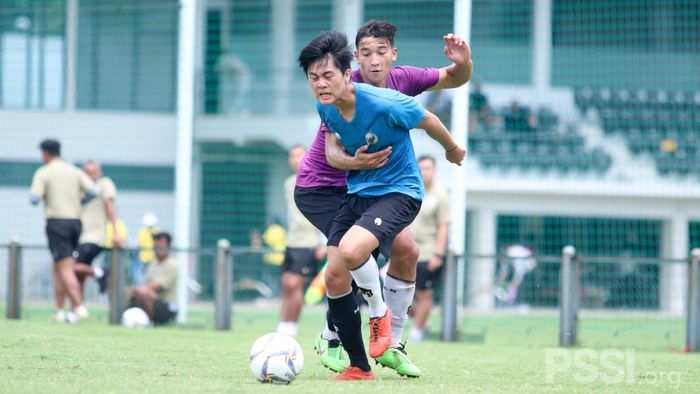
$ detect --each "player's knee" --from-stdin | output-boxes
[325,268,350,294]
[392,236,419,266]
[133,286,149,299]
[281,273,301,292]
[337,242,365,268]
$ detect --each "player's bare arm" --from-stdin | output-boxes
[104,198,122,249]
[428,33,473,91]
[324,131,392,170]
[428,222,449,272]
[417,110,466,165]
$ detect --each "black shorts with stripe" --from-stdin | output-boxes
[327,193,421,259]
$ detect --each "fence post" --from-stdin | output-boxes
[687,248,700,352]
[215,239,233,330]
[441,250,459,341]
[108,249,125,325]
[6,240,22,319]
[559,245,578,346]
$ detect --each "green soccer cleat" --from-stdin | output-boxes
[374,343,422,378]
[314,335,349,373]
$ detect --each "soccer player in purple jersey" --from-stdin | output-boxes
[294,20,472,377]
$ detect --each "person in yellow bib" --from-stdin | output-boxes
[262,219,286,266]
[130,212,159,285]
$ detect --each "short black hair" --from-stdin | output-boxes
[417,154,436,164]
[356,19,397,49]
[298,30,353,76]
[153,232,172,246]
[39,139,61,156]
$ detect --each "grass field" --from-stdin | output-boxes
[1,305,698,393]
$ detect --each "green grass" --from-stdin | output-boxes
[1,306,698,393]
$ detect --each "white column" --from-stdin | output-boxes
[469,209,496,310]
[531,0,552,106]
[272,0,296,114]
[174,0,198,324]
[451,0,471,310]
[64,0,78,111]
[660,214,689,314]
[333,0,363,47]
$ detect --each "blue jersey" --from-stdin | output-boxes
[316,82,425,200]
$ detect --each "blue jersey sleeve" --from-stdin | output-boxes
[387,90,425,131]
[316,102,329,125]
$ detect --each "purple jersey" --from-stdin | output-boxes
[296,66,440,188]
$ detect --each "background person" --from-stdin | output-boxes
[124,232,179,326]
[408,155,451,342]
[30,139,96,323]
[277,145,327,337]
[131,212,159,285]
[71,160,119,298]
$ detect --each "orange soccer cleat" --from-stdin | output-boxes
[368,308,393,358]
[332,366,374,381]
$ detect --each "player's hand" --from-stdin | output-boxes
[427,255,443,272]
[314,246,327,261]
[352,145,392,169]
[443,33,471,65]
[113,235,124,249]
[445,144,466,166]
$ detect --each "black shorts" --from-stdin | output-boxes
[152,299,177,326]
[282,247,320,277]
[294,186,347,238]
[46,219,82,262]
[74,243,103,266]
[328,193,421,259]
[416,260,443,290]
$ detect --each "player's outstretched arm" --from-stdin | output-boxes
[324,131,392,170]
[429,33,473,91]
[417,110,466,166]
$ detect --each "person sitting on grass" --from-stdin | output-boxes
[124,232,178,326]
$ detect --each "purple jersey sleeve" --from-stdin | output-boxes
[385,66,440,96]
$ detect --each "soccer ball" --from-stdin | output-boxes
[121,307,152,328]
[249,333,304,384]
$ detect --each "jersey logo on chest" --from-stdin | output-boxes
[365,131,379,146]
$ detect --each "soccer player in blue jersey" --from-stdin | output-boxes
[298,30,465,380]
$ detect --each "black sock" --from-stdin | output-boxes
[326,309,336,333]
[328,292,370,372]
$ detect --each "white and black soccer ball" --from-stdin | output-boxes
[249,333,304,384]
[121,307,152,328]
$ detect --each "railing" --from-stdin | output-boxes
[2,240,699,351]
[438,246,699,351]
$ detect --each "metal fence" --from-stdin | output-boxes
[3,241,699,352]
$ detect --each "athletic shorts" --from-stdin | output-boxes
[328,193,421,259]
[74,243,103,266]
[294,186,347,238]
[281,247,320,277]
[416,260,444,290]
[46,219,81,262]
[152,299,177,325]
